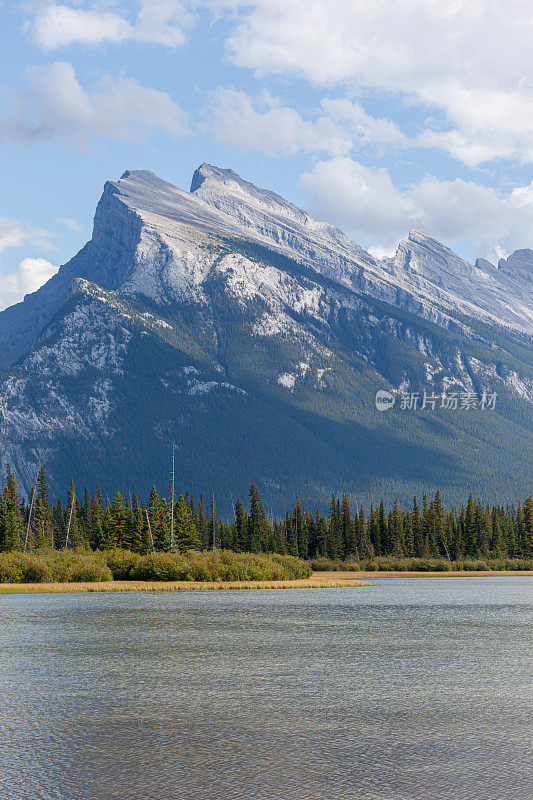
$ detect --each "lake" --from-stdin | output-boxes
[0,577,531,799]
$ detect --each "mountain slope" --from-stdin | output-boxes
[0,166,531,512]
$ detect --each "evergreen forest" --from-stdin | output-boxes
[1,465,532,564]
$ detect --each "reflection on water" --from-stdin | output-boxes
[0,578,531,800]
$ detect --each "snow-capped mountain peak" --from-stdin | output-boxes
[0,163,532,506]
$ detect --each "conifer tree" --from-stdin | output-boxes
[65,478,84,549]
[391,498,404,556]
[174,493,201,552]
[329,495,342,558]
[412,497,424,556]
[32,467,54,550]
[0,465,24,551]
[378,501,388,554]
[234,498,247,551]
[197,495,208,548]
[248,485,269,552]
[369,504,380,555]
[523,496,533,556]
[294,494,308,559]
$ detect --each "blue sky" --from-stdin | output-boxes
[1,1,533,309]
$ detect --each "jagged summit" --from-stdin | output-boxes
[190,163,239,193]
[0,163,531,380]
[120,169,159,181]
[407,228,437,242]
[190,162,308,221]
[499,249,533,283]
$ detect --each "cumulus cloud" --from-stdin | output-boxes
[223,0,533,165]
[0,61,188,152]
[0,217,53,254]
[320,98,406,149]
[206,88,404,156]
[300,157,533,260]
[31,1,195,49]
[301,158,416,241]
[206,88,349,155]
[0,258,58,311]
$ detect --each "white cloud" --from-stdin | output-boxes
[32,1,194,49]
[0,217,53,254]
[56,217,84,231]
[206,88,350,155]
[0,258,58,311]
[300,157,533,260]
[320,98,406,149]
[0,61,189,151]
[206,88,404,156]
[223,0,533,165]
[300,158,416,241]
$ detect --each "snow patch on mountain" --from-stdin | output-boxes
[278,373,296,390]
[188,380,246,396]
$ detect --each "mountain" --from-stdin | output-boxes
[0,165,532,513]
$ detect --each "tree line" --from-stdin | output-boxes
[0,465,532,559]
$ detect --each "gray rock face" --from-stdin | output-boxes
[386,230,533,332]
[498,249,533,284]
[2,165,530,378]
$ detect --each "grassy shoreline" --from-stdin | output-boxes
[325,569,533,579]
[0,573,370,594]
[0,569,531,594]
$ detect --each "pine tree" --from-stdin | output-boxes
[403,512,414,556]
[32,467,53,550]
[378,501,388,554]
[390,498,404,556]
[523,497,533,556]
[88,488,105,549]
[412,497,424,556]
[358,505,371,559]
[294,494,308,559]
[125,493,145,553]
[234,499,247,551]
[329,495,341,558]
[174,494,201,552]
[197,495,208,549]
[248,485,269,553]
[465,493,476,555]
[65,478,84,549]
[0,465,24,551]
[369,504,380,556]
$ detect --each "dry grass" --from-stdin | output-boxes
[0,574,371,594]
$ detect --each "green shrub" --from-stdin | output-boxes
[0,553,51,583]
[308,556,533,572]
[132,552,189,581]
[0,550,112,583]
[105,549,141,580]
[48,551,111,582]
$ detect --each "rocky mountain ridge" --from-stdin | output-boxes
[0,165,531,508]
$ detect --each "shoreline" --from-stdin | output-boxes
[324,569,533,579]
[0,569,531,594]
[0,574,371,594]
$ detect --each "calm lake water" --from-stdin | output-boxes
[0,577,531,800]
